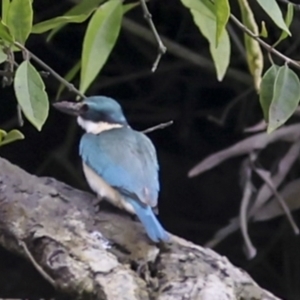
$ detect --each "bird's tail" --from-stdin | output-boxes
[127,198,169,242]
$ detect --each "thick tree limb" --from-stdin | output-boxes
[0,157,280,299]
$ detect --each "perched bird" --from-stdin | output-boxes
[53,96,169,242]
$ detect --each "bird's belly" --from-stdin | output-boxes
[82,162,135,215]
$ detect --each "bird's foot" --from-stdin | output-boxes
[92,197,102,212]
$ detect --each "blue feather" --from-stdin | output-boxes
[126,197,169,242]
[80,127,159,206]
[79,127,169,242]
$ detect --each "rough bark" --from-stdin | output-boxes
[0,157,281,300]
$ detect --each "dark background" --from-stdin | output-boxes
[1,0,300,299]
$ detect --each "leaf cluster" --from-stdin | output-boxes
[0,0,136,146]
[182,0,297,133]
[0,0,299,145]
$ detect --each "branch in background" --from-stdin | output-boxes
[230,14,300,70]
[17,104,24,127]
[123,18,252,85]
[14,42,86,100]
[239,153,256,259]
[139,0,166,72]
[142,120,173,134]
[188,123,300,177]
[252,165,300,235]
[205,140,300,249]
[277,0,300,10]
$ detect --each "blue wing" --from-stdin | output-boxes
[79,127,159,207]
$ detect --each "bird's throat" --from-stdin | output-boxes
[77,116,123,134]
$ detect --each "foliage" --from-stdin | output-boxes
[0,0,298,145]
[181,0,297,134]
[0,129,24,146]
[80,0,123,94]
[0,0,135,146]
[181,0,230,81]
[14,60,49,131]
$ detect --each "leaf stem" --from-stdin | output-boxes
[14,42,86,99]
[139,0,166,72]
[230,14,300,70]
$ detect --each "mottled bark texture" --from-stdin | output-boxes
[0,157,281,300]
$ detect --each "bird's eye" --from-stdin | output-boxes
[80,103,89,113]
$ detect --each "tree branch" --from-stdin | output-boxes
[123,18,252,85]
[140,0,166,72]
[14,42,86,100]
[0,157,281,299]
[277,0,300,10]
[230,14,300,70]
[142,120,173,134]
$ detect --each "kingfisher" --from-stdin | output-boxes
[53,96,169,243]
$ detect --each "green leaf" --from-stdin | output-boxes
[32,13,94,34]
[215,0,230,46]
[80,0,123,93]
[2,0,10,23]
[268,65,300,133]
[259,21,268,38]
[0,129,6,140]
[255,0,291,36]
[62,0,104,16]
[56,61,81,100]
[14,61,49,131]
[0,20,14,43]
[47,0,104,41]
[181,0,230,81]
[0,47,7,64]
[259,64,279,121]
[0,129,24,146]
[6,0,33,44]
[274,3,294,47]
[123,2,139,14]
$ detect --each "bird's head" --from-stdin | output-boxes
[53,96,128,134]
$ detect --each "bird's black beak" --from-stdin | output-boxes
[52,101,85,116]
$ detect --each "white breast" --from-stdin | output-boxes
[77,116,122,134]
[82,163,135,215]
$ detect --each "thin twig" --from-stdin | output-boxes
[252,165,300,235]
[139,0,166,72]
[205,141,300,249]
[142,120,173,134]
[240,153,257,259]
[17,104,24,127]
[123,18,252,85]
[0,70,49,78]
[19,240,56,287]
[249,141,300,217]
[14,42,86,99]
[230,14,300,70]
[277,0,300,10]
